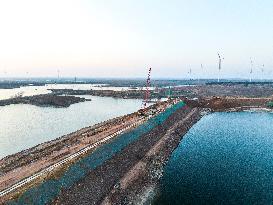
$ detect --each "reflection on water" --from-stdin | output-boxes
[0,96,143,159]
[0,84,148,100]
[156,112,273,205]
[0,86,50,100]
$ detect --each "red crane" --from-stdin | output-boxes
[142,67,152,108]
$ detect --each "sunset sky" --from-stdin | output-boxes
[0,0,272,78]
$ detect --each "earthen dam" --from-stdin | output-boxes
[0,96,272,204]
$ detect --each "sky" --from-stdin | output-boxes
[0,0,272,79]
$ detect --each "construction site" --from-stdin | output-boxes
[0,0,273,204]
[0,66,273,204]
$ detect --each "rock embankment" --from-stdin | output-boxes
[51,103,200,204]
[2,97,272,204]
[101,108,202,205]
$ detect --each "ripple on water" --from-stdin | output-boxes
[155,112,273,205]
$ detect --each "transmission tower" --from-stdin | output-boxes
[142,67,152,108]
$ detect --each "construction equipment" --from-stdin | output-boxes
[139,67,152,116]
[167,86,172,99]
[142,67,152,108]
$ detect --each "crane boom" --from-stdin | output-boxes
[142,67,152,108]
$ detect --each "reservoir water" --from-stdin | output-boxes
[0,84,148,100]
[0,96,143,159]
[156,112,273,205]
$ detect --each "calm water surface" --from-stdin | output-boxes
[0,84,150,100]
[156,112,273,205]
[0,96,143,159]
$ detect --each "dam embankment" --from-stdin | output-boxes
[2,101,199,204]
[1,97,272,204]
[155,112,273,205]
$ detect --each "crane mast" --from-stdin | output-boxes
[142,67,152,108]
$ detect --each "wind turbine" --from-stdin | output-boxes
[260,64,265,81]
[3,70,7,79]
[200,64,204,84]
[217,53,224,83]
[57,69,60,81]
[26,71,31,82]
[250,58,253,83]
[188,67,192,81]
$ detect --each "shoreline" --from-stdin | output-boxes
[102,105,273,205]
[0,94,89,108]
[101,107,203,205]
[1,82,273,108]
[0,101,170,203]
[1,97,272,204]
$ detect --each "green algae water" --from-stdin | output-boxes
[8,102,185,205]
[155,112,273,205]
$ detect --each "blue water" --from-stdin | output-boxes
[8,102,185,205]
[156,112,273,205]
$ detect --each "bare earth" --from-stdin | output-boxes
[0,91,272,204]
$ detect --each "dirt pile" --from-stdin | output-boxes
[184,96,272,111]
[172,84,273,98]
